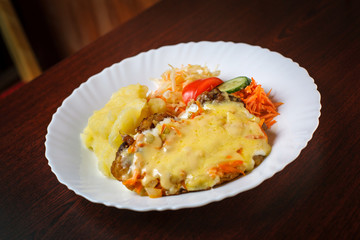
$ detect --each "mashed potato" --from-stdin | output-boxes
[81,84,165,176]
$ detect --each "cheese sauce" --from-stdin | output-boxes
[129,101,271,195]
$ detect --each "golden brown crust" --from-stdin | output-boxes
[135,112,174,133]
[110,154,125,181]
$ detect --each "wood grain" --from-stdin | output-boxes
[0,0,41,82]
[35,0,161,57]
[1,0,359,239]
[12,0,161,70]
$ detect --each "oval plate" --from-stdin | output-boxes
[45,41,321,211]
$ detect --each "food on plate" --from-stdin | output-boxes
[81,84,165,176]
[182,77,223,104]
[217,76,252,93]
[82,64,282,197]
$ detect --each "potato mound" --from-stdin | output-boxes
[81,84,165,177]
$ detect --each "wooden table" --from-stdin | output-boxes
[1,0,359,239]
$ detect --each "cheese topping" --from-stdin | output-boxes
[123,101,271,195]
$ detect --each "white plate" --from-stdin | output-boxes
[45,41,321,211]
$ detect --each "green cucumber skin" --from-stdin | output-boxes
[218,76,251,93]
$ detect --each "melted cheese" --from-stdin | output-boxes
[128,101,271,195]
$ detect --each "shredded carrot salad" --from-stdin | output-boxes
[233,78,282,128]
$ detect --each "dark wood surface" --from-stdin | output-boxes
[1,0,359,239]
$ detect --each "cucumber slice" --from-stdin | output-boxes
[218,76,251,93]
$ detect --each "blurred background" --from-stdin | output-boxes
[0,0,161,98]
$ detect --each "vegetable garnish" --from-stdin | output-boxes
[233,78,282,128]
[149,64,220,115]
[218,76,251,93]
[182,77,223,104]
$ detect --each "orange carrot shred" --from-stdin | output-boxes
[170,126,182,136]
[134,182,143,194]
[208,160,245,178]
[123,169,140,186]
[233,78,282,128]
